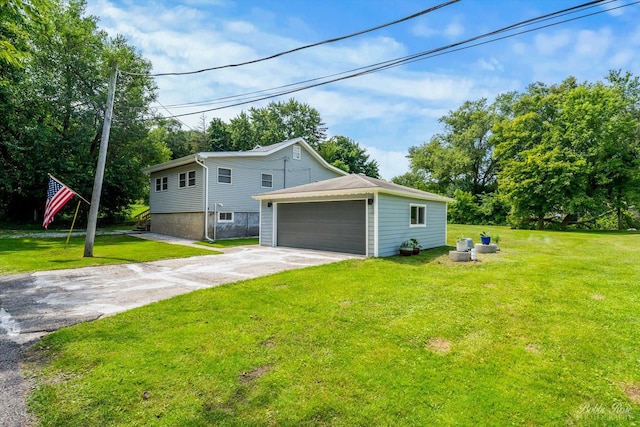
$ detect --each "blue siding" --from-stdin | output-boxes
[377,193,448,257]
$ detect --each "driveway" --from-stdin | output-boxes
[0,242,354,427]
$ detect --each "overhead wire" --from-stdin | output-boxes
[121,0,460,77]
[156,0,615,111]
[155,0,632,119]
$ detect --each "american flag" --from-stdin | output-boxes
[43,177,75,229]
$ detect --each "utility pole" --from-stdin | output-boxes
[84,62,117,257]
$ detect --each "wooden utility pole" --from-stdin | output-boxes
[84,62,118,257]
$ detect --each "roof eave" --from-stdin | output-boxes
[254,187,454,203]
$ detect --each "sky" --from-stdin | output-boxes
[87,0,640,179]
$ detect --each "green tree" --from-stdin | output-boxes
[316,136,379,177]
[406,98,504,197]
[493,77,639,229]
[206,117,231,151]
[0,0,160,222]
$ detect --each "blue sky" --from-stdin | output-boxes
[88,0,640,179]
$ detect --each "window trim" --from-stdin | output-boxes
[409,203,426,227]
[261,173,273,188]
[179,170,197,188]
[218,212,234,223]
[155,176,168,192]
[292,145,301,160]
[217,167,232,184]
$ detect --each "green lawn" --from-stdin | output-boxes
[24,226,640,426]
[0,234,218,275]
[195,237,259,248]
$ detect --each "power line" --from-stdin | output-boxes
[122,0,460,77]
[158,0,629,119]
[156,0,616,111]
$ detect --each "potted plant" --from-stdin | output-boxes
[410,238,422,254]
[480,231,491,245]
[456,235,468,252]
[399,240,414,256]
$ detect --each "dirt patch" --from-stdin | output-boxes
[622,383,640,404]
[239,364,271,385]
[590,294,606,301]
[482,283,497,289]
[339,300,353,307]
[261,338,276,348]
[525,343,542,354]
[425,337,451,354]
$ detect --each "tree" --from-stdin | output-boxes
[206,117,231,151]
[406,98,505,197]
[316,136,379,177]
[0,0,161,222]
[493,77,639,229]
[0,0,51,67]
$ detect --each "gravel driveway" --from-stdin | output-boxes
[0,242,354,426]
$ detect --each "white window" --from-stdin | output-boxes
[218,167,231,184]
[179,170,196,188]
[155,176,168,192]
[261,173,273,188]
[410,204,426,227]
[218,212,233,222]
[292,145,301,160]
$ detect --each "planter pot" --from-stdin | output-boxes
[400,248,413,256]
[413,248,420,255]
[456,241,468,252]
[481,236,491,245]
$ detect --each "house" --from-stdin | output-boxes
[253,174,455,257]
[142,138,347,240]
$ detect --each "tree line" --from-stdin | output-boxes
[0,0,378,225]
[394,72,640,230]
[2,1,638,230]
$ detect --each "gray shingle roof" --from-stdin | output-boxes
[254,174,454,203]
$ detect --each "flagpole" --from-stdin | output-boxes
[65,200,82,249]
[47,173,91,205]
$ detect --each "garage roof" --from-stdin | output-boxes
[254,174,454,203]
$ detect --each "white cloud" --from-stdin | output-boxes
[574,28,612,57]
[411,16,464,39]
[477,57,503,72]
[362,145,410,180]
[225,21,257,33]
[444,21,464,38]
[534,31,571,55]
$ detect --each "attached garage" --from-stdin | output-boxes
[254,174,454,257]
[276,200,366,254]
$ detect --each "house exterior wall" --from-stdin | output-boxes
[376,193,447,257]
[151,212,205,240]
[259,201,274,246]
[205,143,343,214]
[149,163,204,214]
[147,142,343,240]
[368,200,375,256]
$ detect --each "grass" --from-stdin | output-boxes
[24,225,640,426]
[0,234,218,275]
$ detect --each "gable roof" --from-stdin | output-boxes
[142,137,347,176]
[253,173,454,203]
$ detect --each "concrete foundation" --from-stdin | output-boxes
[150,212,205,240]
[475,243,498,254]
[449,250,471,262]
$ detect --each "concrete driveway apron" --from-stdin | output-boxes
[0,245,354,427]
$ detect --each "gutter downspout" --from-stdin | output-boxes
[194,155,213,242]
